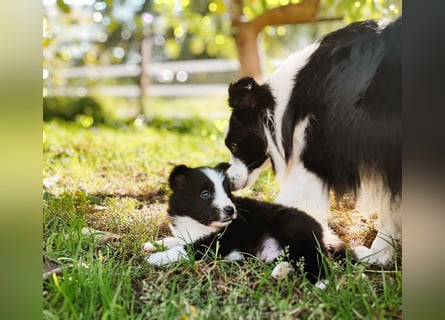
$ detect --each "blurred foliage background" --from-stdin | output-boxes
[43,0,402,124]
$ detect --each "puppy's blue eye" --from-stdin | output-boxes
[200,190,211,199]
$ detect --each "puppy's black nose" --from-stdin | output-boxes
[223,206,235,216]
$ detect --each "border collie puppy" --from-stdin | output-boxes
[143,164,343,283]
[224,18,401,265]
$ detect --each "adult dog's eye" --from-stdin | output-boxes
[200,190,211,199]
[230,143,238,153]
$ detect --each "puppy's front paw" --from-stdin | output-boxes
[146,252,169,266]
[142,241,156,256]
[145,246,188,266]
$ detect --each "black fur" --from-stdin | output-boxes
[167,165,344,282]
[283,18,401,198]
[226,18,401,200]
[169,165,233,226]
[225,78,274,172]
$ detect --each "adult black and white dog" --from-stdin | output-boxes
[143,164,345,283]
[224,18,401,265]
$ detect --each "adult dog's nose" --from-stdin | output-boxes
[223,205,235,216]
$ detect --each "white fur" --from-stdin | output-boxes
[264,116,330,228]
[354,171,401,264]
[142,237,185,256]
[146,245,188,266]
[274,163,330,228]
[170,216,220,244]
[227,156,271,191]
[262,47,330,229]
[258,237,282,262]
[246,158,272,188]
[200,167,237,220]
[224,250,244,261]
[377,18,392,30]
[226,44,319,193]
[226,156,249,190]
[265,46,331,228]
[267,49,401,262]
[267,43,320,163]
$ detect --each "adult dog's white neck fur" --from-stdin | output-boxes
[265,42,319,183]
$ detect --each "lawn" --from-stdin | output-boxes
[43,97,402,319]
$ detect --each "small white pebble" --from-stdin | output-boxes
[315,279,329,290]
[271,261,294,280]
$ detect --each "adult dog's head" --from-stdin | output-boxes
[224,77,275,190]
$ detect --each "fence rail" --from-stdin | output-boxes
[48,84,229,98]
[48,59,240,97]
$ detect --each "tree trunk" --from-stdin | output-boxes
[230,0,321,83]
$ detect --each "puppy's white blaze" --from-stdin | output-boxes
[146,245,188,266]
[258,237,282,262]
[201,168,237,220]
[170,216,220,244]
[226,156,249,190]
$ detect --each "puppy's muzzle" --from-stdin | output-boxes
[222,205,237,221]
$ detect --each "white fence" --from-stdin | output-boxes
[48,59,241,98]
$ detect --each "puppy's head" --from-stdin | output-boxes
[225,77,275,190]
[168,165,237,229]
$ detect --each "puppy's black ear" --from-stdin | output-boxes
[214,162,230,172]
[228,77,274,110]
[169,165,189,190]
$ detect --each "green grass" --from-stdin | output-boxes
[43,101,402,319]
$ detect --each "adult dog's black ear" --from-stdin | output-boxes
[228,77,274,110]
[214,162,230,172]
[228,77,259,109]
[169,165,189,190]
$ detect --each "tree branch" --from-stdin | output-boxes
[251,0,320,35]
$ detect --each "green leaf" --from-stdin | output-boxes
[56,0,70,14]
